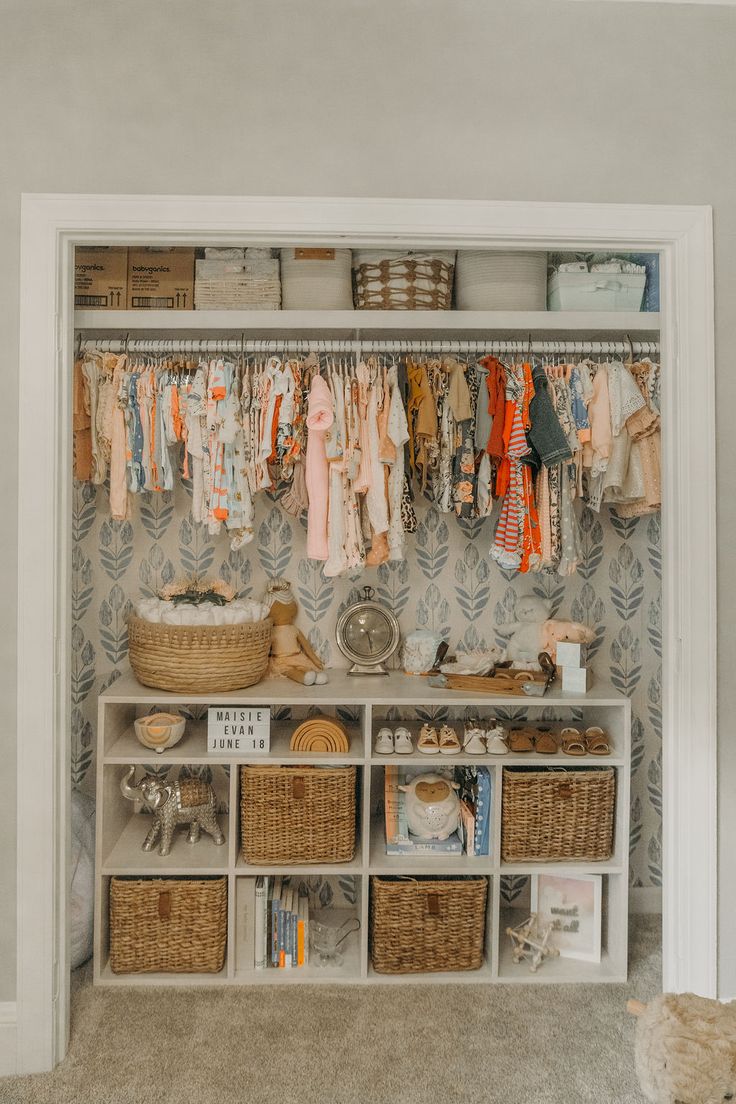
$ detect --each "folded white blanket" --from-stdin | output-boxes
[136,596,270,626]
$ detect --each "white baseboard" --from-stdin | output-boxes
[0,1003,17,1077]
[629,887,662,915]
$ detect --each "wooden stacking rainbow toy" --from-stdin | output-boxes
[289,716,350,754]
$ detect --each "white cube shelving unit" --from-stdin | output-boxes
[94,670,630,987]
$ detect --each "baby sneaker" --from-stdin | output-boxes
[417,723,440,754]
[439,723,461,755]
[463,721,486,756]
[393,726,413,754]
[485,722,508,755]
[374,727,394,754]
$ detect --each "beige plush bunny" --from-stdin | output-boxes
[628,994,736,1104]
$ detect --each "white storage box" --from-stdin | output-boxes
[280,247,353,310]
[548,271,646,312]
[561,666,593,694]
[555,642,587,669]
[454,250,547,311]
[194,251,280,310]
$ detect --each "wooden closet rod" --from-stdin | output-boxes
[78,337,660,357]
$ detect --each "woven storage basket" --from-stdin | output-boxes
[109,876,227,974]
[280,248,353,309]
[194,255,280,310]
[353,251,455,310]
[501,767,615,863]
[454,250,547,310]
[127,614,271,693]
[370,876,487,974]
[240,765,356,864]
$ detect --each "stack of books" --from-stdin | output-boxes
[383,765,492,857]
[243,876,310,970]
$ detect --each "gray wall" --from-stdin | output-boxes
[1,0,734,1002]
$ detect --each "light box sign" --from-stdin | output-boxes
[207,707,270,754]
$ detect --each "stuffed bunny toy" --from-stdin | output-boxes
[495,595,594,666]
[628,994,736,1104]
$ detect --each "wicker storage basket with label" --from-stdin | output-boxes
[127,615,272,693]
[109,876,227,974]
[353,251,455,310]
[194,250,280,310]
[280,247,353,309]
[240,765,357,864]
[370,876,487,974]
[501,767,615,862]
[455,250,547,310]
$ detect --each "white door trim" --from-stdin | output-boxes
[16,194,716,1072]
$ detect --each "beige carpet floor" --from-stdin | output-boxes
[1,916,660,1104]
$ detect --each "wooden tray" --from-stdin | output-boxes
[427,654,556,697]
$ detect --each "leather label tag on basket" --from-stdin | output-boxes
[558,781,573,799]
[158,890,171,920]
[426,893,441,917]
[294,248,335,261]
[291,776,306,799]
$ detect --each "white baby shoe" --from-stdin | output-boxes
[485,722,508,755]
[374,727,394,754]
[393,726,413,754]
[463,722,486,756]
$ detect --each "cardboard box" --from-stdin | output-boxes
[127,248,195,310]
[556,642,587,669]
[561,666,593,694]
[74,247,128,309]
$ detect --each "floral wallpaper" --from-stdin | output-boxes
[71,478,662,890]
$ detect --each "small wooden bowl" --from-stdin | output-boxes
[134,712,186,754]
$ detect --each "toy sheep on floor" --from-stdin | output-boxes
[628,994,736,1104]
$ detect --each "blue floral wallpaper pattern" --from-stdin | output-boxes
[71,479,662,889]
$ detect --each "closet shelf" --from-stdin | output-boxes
[101,668,631,709]
[74,308,660,338]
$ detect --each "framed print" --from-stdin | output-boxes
[531,873,602,963]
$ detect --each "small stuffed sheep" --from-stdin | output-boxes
[628,994,736,1104]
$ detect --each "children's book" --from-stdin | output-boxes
[386,830,463,855]
[474,768,492,857]
[241,877,256,971]
[271,876,283,966]
[254,876,268,970]
[297,894,308,967]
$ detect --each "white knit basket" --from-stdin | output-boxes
[352,250,455,311]
[280,248,353,310]
[454,250,547,311]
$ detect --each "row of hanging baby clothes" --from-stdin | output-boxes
[585,358,661,519]
[305,357,412,577]
[405,355,478,518]
[486,357,662,575]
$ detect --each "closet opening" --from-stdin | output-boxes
[15,196,716,1073]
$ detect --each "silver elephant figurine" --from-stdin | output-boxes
[120,765,226,857]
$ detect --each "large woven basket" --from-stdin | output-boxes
[501,767,615,862]
[370,876,487,974]
[127,614,271,693]
[240,765,356,864]
[455,250,547,310]
[109,876,227,974]
[353,251,455,310]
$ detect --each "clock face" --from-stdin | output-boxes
[345,608,393,659]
